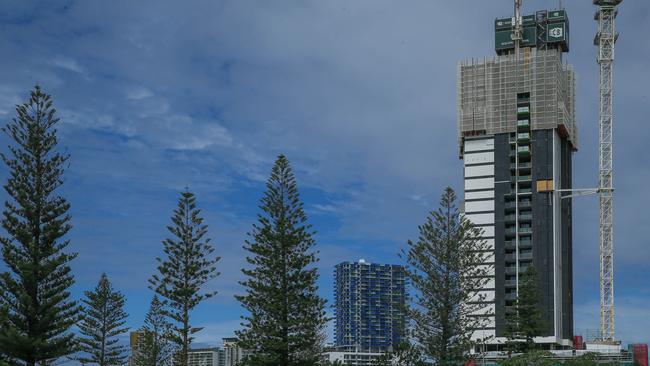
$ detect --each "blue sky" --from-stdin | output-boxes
[0,0,648,349]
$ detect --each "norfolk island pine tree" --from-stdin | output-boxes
[149,190,220,366]
[236,154,327,366]
[78,273,130,366]
[401,187,493,365]
[0,86,80,365]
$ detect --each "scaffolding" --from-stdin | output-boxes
[457,48,577,156]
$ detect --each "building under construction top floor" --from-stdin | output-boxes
[457,48,577,156]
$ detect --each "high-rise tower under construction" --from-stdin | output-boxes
[457,9,575,348]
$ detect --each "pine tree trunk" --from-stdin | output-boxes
[183,307,189,366]
[282,233,289,366]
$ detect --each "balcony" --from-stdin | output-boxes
[504,212,531,221]
[505,239,532,250]
[510,162,532,170]
[505,280,517,287]
[505,200,532,211]
[505,292,518,301]
[506,265,532,275]
[510,137,531,145]
[519,227,532,235]
[519,239,533,248]
[517,146,531,156]
[504,214,516,222]
[509,148,531,157]
[509,175,531,184]
[520,252,533,260]
[517,119,530,129]
[517,106,530,114]
[519,213,533,221]
[504,191,531,200]
[517,132,530,142]
[505,252,533,261]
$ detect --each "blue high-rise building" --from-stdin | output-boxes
[334,259,406,353]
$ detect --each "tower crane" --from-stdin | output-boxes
[594,0,622,343]
[557,0,623,345]
[511,0,623,345]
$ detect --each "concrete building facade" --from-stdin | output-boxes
[188,348,221,366]
[222,337,252,366]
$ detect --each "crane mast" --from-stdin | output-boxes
[594,0,622,343]
[506,0,623,345]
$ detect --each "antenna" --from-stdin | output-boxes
[513,0,523,55]
[514,0,522,18]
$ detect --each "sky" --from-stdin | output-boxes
[0,0,648,350]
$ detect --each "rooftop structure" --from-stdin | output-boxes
[494,9,570,54]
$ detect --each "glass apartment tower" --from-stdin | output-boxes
[334,260,407,353]
[457,9,576,348]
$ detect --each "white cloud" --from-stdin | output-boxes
[51,57,86,75]
[149,114,233,151]
[126,85,153,100]
[311,203,340,214]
